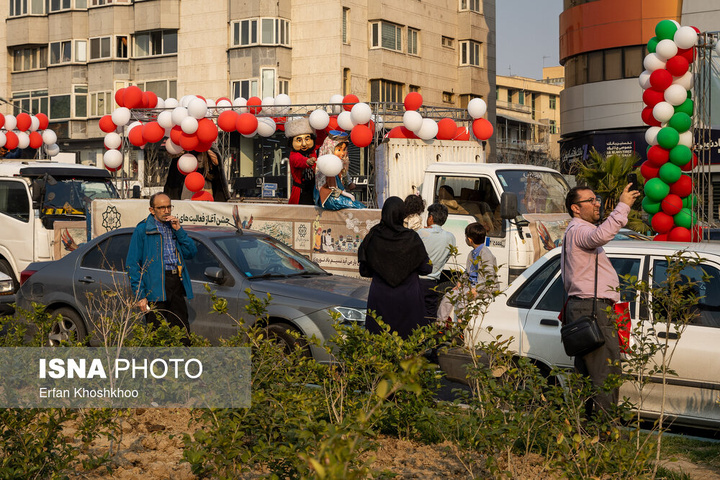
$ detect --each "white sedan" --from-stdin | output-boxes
[466,240,720,429]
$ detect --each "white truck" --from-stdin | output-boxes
[0,160,120,290]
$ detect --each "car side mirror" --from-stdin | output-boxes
[500,192,519,220]
[32,179,45,207]
[203,266,225,284]
[132,185,141,198]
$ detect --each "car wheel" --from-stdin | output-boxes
[266,323,310,357]
[0,259,18,293]
[48,307,87,346]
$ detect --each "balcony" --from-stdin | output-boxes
[6,16,49,47]
[496,100,531,114]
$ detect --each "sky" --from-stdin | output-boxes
[495,1,564,79]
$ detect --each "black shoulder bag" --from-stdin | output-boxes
[560,238,606,358]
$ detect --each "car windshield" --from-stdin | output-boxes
[213,234,326,278]
[496,170,569,214]
[43,178,119,214]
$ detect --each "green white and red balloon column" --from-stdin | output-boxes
[639,20,699,242]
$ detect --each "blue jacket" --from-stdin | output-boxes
[126,214,197,302]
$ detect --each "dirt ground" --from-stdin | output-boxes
[68,409,720,480]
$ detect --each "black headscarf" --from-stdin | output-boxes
[358,196,428,287]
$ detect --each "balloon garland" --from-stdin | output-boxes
[0,112,60,158]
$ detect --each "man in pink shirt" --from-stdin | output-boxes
[562,184,640,416]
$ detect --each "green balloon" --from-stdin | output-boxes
[655,20,678,40]
[668,113,692,133]
[682,194,698,209]
[642,196,661,214]
[674,207,696,229]
[659,162,682,184]
[645,177,670,202]
[674,99,694,116]
[647,36,659,53]
[669,145,692,166]
[656,127,680,149]
[687,90,692,99]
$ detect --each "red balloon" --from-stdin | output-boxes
[35,113,49,130]
[143,91,158,108]
[99,115,116,133]
[653,233,668,241]
[196,95,206,103]
[327,116,339,131]
[652,211,675,234]
[128,125,146,147]
[195,141,213,152]
[0,115,5,130]
[350,124,373,147]
[453,126,470,141]
[142,121,165,143]
[666,56,689,77]
[681,152,698,172]
[197,118,218,144]
[642,88,665,107]
[16,113,31,131]
[218,110,238,132]
[669,174,693,197]
[179,131,199,151]
[236,113,258,135]
[472,118,494,140]
[191,190,214,201]
[400,126,419,139]
[640,162,660,180]
[185,172,205,192]
[668,226,691,242]
[647,145,669,166]
[246,97,262,114]
[677,47,696,63]
[170,125,183,145]
[691,225,703,242]
[386,126,406,138]
[436,118,457,140]
[216,96,232,105]
[649,69,673,90]
[273,117,286,132]
[342,94,359,111]
[5,131,18,150]
[642,106,661,127]
[28,131,43,149]
[661,194,683,215]
[123,86,143,109]
[114,88,126,107]
[404,92,423,111]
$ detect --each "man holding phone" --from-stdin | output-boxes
[127,193,197,340]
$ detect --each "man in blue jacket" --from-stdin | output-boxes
[127,193,197,338]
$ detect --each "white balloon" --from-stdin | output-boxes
[178,153,198,174]
[157,110,174,129]
[416,118,438,140]
[678,130,693,147]
[233,97,247,107]
[670,20,680,28]
[652,102,675,123]
[674,26,698,49]
[638,70,652,90]
[256,117,276,137]
[337,111,355,131]
[181,116,199,134]
[180,95,194,108]
[104,132,122,149]
[42,129,57,145]
[467,98,487,119]
[316,154,343,177]
[216,99,232,109]
[30,116,40,132]
[187,98,208,119]
[655,39,678,60]
[645,126,661,146]
[673,71,694,90]
[643,53,666,72]
[165,138,183,155]
[164,97,179,109]
[205,98,217,117]
[155,97,165,109]
[403,110,423,132]
[274,94,291,114]
[261,96,276,115]
[664,84,688,106]
[309,109,330,130]
[45,143,60,157]
[0,132,6,148]
[171,106,189,126]
[111,107,131,126]
[329,94,344,114]
[350,103,372,125]
[103,149,123,169]
[16,132,29,149]
[4,115,16,131]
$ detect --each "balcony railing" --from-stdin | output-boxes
[496,100,531,114]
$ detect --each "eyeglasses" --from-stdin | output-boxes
[153,205,174,211]
[575,196,602,206]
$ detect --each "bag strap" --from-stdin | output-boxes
[561,226,599,321]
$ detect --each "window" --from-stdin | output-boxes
[549,95,557,110]
[565,45,646,87]
[75,40,87,62]
[342,7,350,44]
[133,30,177,57]
[90,37,111,59]
[232,18,290,47]
[279,79,289,95]
[81,234,132,271]
[90,0,131,5]
[0,181,30,223]
[50,94,71,119]
[10,0,44,15]
[369,79,402,103]
[74,85,87,118]
[185,241,221,282]
[442,36,454,48]
[652,260,720,328]
[232,79,259,100]
[409,85,420,93]
[623,46,643,78]
[371,21,402,52]
[407,28,419,55]
[261,68,275,98]
[12,90,48,116]
[343,68,351,96]
[434,176,502,237]
[459,0,481,13]
[518,91,525,105]
[604,48,623,81]
[48,0,71,12]
[442,91,454,104]
[549,120,557,134]
[12,47,48,72]
[116,35,128,58]
[508,257,560,308]
[90,91,112,117]
[459,40,481,67]
[49,41,72,65]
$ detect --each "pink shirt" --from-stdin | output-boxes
[561,203,630,303]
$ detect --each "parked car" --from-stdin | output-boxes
[0,271,15,316]
[465,240,720,429]
[15,226,369,363]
